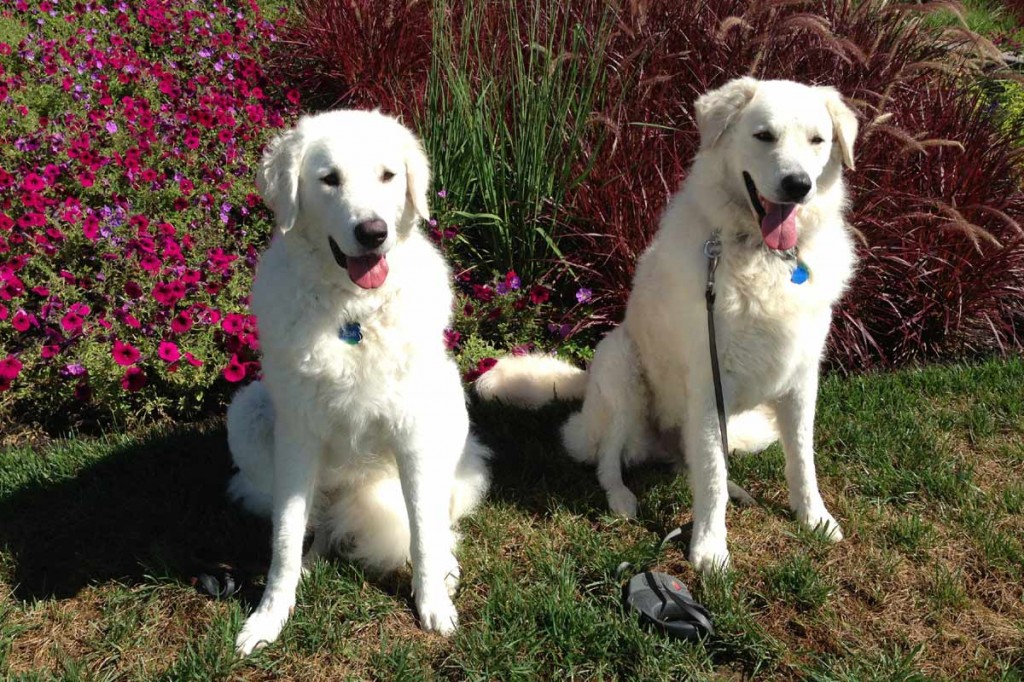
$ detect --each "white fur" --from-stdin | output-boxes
[226,110,490,655]
[476,79,858,570]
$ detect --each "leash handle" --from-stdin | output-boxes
[703,235,730,462]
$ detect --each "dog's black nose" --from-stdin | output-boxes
[354,219,388,248]
[779,173,812,202]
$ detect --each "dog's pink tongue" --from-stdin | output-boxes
[760,200,799,251]
[347,254,389,289]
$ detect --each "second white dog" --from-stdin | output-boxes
[227,110,490,655]
[477,78,858,573]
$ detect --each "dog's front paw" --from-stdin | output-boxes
[607,487,638,519]
[235,608,290,656]
[799,508,844,542]
[689,534,730,575]
[416,592,459,636]
[443,560,461,598]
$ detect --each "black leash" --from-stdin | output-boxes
[703,234,730,460]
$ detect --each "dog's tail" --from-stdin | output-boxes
[474,354,586,408]
[728,406,779,454]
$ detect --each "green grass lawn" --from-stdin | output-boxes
[2,358,1022,681]
[926,0,1024,44]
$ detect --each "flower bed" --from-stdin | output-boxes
[0,0,298,426]
[3,0,1023,429]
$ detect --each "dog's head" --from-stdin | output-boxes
[256,109,431,290]
[694,77,857,250]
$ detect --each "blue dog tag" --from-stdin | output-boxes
[791,262,809,285]
[339,322,362,345]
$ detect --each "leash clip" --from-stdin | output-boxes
[703,235,723,260]
[703,234,722,306]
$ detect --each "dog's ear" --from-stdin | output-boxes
[256,127,304,233]
[694,77,759,147]
[404,132,431,222]
[819,86,858,170]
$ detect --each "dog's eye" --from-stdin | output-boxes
[811,135,825,144]
[380,170,396,183]
[753,131,776,143]
[321,171,340,187]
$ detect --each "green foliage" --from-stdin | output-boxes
[424,2,614,280]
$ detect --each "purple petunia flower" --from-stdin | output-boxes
[62,363,87,377]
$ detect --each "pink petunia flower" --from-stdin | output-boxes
[120,366,147,392]
[443,328,461,350]
[61,311,84,333]
[221,313,246,335]
[23,173,46,192]
[0,355,23,380]
[11,310,36,332]
[463,357,498,383]
[222,354,247,382]
[472,284,495,303]
[112,339,141,366]
[170,311,193,334]
[82,215,100,240]
[158,340,180,363]
[124,281,143,299]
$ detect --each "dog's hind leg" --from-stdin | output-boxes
[301,527,330,575]
[450,433,491,522]
[226,380,276,517]
[596,423,638,518]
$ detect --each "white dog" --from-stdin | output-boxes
[477,78,858,573]
[226,110,490,655]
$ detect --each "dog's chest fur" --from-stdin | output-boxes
[251,232,455,447]
[716,219,854,405]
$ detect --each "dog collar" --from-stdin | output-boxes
[339,322,362,345]
[780,250,810,285]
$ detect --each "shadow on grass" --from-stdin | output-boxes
[0,399,683,606]
[469,398,682,522]
[0,421,270,603]
[471,398,614,514]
